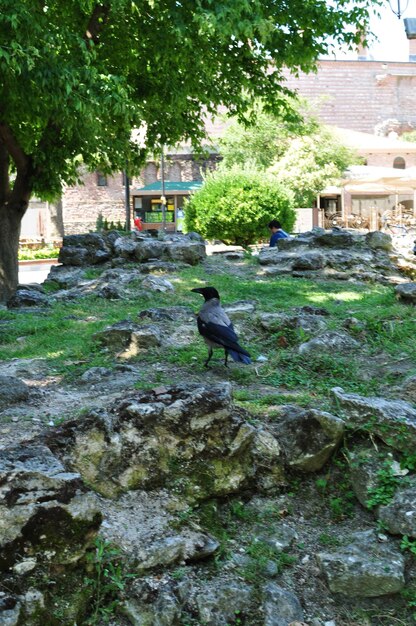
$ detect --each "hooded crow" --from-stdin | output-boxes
[191,286,251,367]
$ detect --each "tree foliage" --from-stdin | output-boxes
[218,100,319,170]
[184,168,296,246]
[269,126,361,207]
[0,0,380,300]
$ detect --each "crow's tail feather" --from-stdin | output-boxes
[227,349,252,364]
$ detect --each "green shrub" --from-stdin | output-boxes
[184,167,295,246]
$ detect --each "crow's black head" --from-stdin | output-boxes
[191,287,220,301]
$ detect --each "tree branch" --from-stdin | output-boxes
[0,123,28,172]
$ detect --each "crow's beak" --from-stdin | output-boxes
[191,288,203,294]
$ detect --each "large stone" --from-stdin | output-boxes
[100,491,219,571]
[123,579,181,626]
[317,530,405,596]
[314,230,354,248]
[262,583,304,626]
[113,236,138,258]
[167,241,206,265]
[135,240,167,261]
[7,287,49,308]
[400,374,416,403]
[366,231,393,251]
[298,331,360,355]
[378,478,416,537]
[331,387,416,452]
[291,251,325,270]
[141,275,175,292]
[58,233,111,265]
[44,383,285,499]
[269,406,345,471]
[93,320,162,356]
[191,580,252,625]
[259,312,327,335]
[0,444,101,569]
[395,282,416,304]
[44,265,86,288]
[0,376,30,408]
[138,306,194,323]
[349,447,388,509]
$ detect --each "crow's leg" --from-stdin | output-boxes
[224,350,229,367]
[204,347,213,368]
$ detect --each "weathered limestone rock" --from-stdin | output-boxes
[189,580,253,626]
[113,236,138,258]
[0,376,30,408]
[0,444,101,570]
[58,233,111,265]
[224,300,257,319]
[256,523,298,553]
[7,286,49,308]
[258,228,404,283]
[298,331,360,355]
[167,241,206,265]
[44,265,87,288]
[317,530,405,596]
[100,491,219,571]
[269,406,345,472]
[315,230,354,248]
[259,312,327,335]
[378,478,416,537]
[45,383,285,500]
[349,447,388,509]
[123,579,181,626]
[291,251,325,270]
[262,583,304,626]
[331,387,416,452]
[135,240,167,261]
[141,275,174,292]
[395,282,416,304]
[138,306,195,323]
[366,231,393,251]
[93,320,162,356]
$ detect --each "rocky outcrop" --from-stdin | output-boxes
[44,383,286,500]
[258,228,406,283]
[57,231,206,268]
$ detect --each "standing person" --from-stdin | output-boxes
[268,219,289,247]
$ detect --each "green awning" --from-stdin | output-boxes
[133,181,203,193]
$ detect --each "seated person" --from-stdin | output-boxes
[268,219,289,247]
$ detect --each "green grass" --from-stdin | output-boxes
[1,260,416,397]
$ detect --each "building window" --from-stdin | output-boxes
[393,157,406,169]
[97,172,108,186]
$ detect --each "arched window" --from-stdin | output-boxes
[393,156,406,169]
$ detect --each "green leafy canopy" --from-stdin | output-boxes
[0,0,380,200]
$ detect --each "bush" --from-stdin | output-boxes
[184,168,295,246]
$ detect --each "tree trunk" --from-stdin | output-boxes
[0,204,23,303]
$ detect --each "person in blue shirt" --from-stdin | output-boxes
[268,219,289,247]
